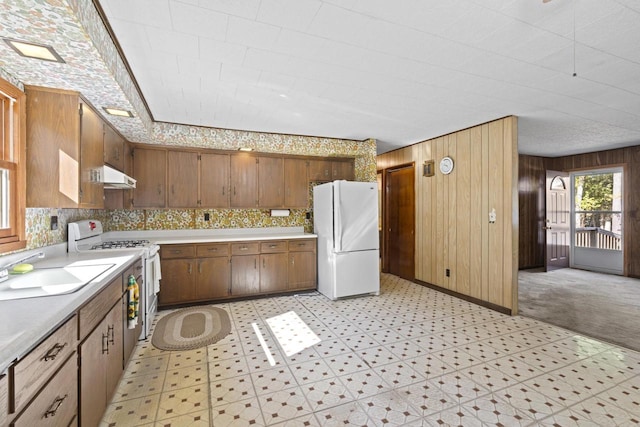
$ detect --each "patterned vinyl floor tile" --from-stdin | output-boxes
[101,274,640,426]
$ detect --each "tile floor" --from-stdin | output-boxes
[101,274,640,426]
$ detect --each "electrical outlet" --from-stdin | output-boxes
[305,212,311,220]
[50,215,58,230]
[204,213,210,221]
[445,268,450,277]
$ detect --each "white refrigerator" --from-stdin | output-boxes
[313,180,380,300]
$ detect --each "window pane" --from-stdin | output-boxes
[0,168,8,229]
[574,212,622,250]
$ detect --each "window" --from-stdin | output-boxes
[0,77,26,252]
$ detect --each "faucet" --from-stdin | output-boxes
[0,251,45,283]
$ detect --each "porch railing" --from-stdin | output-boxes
[575,227,621,250]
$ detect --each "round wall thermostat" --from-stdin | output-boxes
[439,156,454,174]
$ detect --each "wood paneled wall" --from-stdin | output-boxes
[378,117,519,312]
[518,155,546,269]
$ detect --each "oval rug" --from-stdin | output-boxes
[151,306,231,351]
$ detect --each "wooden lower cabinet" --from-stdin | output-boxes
[0,374,7,425]
[159,258,196,305]
[80,302,123,427]
[197,257,230,299]
[159,244,231,305]
[260,253,288,293]
[288,251,316,290]
[11,354,77,427]
[230,255,259,296]
[160,239,316,305]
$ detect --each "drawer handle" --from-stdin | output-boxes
[269,244,277,248]
[171,250,182,254]
[136,265,143,271]
[108,325,115,345]
[297,243,306,246]
[240,247,248,251]
[43,342,67,361]
[44,394,68,418]
[102,332,109,354]
[208,248,218,252]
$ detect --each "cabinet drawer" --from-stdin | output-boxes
[260,241,287,253]
[161,244,195,259]
[12,354,77,427]
[288,239,316,252]
[78,277,122,341]
[12,315,77,413]
[1,374,7,424]
[196,243,229,257]
[231,242,259,255]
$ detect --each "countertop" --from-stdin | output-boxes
[0,247,143,374]
[106,226,317,245]
[0,227,317,374]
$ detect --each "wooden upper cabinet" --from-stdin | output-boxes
[230,154,258,208]
[103,123,125,171]
[284,158,308,208]
[201,153,230,208]
[308,159,332,181]
[133,147,166,208]
[332,160,355,181]
[167,151,198,208]
[258,156,284,208]
[25,86,105,208]
[79,101,105,208]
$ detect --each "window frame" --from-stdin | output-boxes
[0,77,26,252]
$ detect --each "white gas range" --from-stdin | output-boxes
[68,219,160,339]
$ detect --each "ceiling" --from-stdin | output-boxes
[2,1,640,156]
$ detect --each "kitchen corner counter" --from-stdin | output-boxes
[0,249,143,374]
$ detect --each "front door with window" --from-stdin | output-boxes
[545,171,570,271]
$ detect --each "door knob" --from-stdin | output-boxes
[543,226,552,230]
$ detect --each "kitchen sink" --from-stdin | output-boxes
[0,264,115,301]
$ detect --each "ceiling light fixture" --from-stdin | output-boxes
[3,38,65,63]
[103,107,134,117]
[238,147,253,152]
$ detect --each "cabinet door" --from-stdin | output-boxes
[106,302,123,399]
[103,123,124,170]
[288,252,316,290]
[260,253,288,293]
[258,156,283,208]
[167,151,198,208]
[284,158,308,208]
[231,255,259,296]
[133,148,166,207]
[25,87,80,208]
[200,153,230,207]
[122,293,141,367]
[80,317,108,427]
[230,155,257,207]
[79,101,104,208]
[308,159,332,181]
[197,257,230,300]
[332,160,354,181]
[159,259,196,305]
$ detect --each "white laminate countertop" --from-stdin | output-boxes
[0,247,144,374]
[106,226,317,245]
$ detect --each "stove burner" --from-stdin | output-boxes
[90,239,150,250]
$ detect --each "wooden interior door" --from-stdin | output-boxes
[385,165,415,280]
[545,170,570,270]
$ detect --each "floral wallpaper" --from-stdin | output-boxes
[4,0,377,253]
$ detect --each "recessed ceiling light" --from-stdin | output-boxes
[238,147,253,152]
[3,38,65,63]
[103,107,134,117]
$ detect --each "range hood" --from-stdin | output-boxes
[100,165,136,189]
